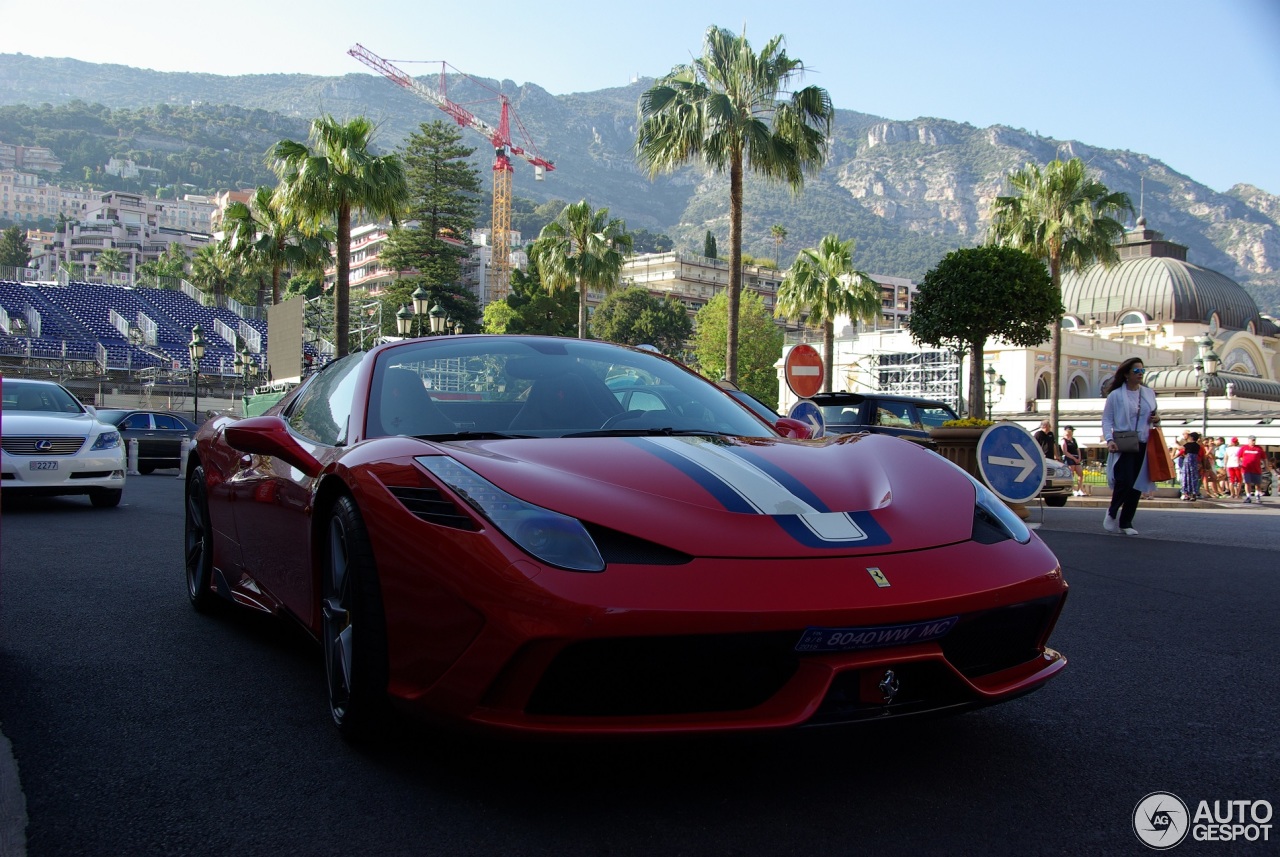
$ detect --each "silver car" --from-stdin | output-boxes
[1039,458,1075,507]
[1,379,126,507]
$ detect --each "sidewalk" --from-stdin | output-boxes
[0,728,25,857]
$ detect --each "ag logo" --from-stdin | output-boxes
[1133,791,1189,849]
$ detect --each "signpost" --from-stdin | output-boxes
[975,423,1045,504]
[784,344,824,400]
[787,400,826,438]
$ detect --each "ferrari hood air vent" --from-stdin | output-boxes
[388,486,479,531]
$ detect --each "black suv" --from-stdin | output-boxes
[809,392,959,440]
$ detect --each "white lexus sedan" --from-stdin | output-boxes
[2,378,126,507]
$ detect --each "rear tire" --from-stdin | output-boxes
[323,495,390,740]
[139,464,156,475]
[90,488,122,508]
[184,465,218,613]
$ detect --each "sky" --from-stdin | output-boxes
[4,0,1280,195]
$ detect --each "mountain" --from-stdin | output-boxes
[2,53,1278,314]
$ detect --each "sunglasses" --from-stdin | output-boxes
[1131,367,1146,375]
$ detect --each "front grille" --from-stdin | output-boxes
[810,662,974,724]
[527,632,799,717]
[939,595,1062,677]
[2,436,86,456]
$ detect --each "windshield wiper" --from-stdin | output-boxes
[415,430,536,441]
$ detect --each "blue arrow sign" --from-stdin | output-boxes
[788,400,826,437]
[976,423,1046,503]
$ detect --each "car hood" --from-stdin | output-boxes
[1,411,102,436]
[429,433,980,558]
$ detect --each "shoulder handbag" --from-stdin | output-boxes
[1112,388,1144,453]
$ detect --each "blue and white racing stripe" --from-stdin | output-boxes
[633,436,890,548]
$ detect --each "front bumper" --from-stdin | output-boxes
[1,449,127,495]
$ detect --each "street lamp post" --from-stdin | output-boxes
[240,345,256,414]
[412,286,431,336]
[396,304,414,337]
[984,365,1005,421]
[188,324,206,423]
[1195,333,1220,438]
[428,302,446,334]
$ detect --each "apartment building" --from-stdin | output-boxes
[0,143,63,173]
[33,191,212,278]
[1,170,94,224]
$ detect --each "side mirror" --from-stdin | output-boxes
[774,417,812,440]
[224,416,323,478]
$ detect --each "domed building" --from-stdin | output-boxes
[778,218,1280,450]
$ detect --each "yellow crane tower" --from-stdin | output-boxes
[348,44,555,302]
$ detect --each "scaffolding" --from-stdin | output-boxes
[871,349,962,411]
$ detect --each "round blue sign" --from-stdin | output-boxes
[787,400,826,437]
[975,423,1046,503]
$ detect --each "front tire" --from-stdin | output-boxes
[323,495,390,740]
[90,488,122,508]
[1043,495,1069,508]
[184,465,218,613]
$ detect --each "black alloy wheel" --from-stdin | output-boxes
[184,465,218,612]
[322,495,390,739]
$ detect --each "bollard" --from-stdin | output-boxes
[177,437,194,480]
[126,438,140,476]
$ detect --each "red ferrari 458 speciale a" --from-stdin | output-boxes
[185,335,1066,738]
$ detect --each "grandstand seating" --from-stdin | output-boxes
[0,280,269,376]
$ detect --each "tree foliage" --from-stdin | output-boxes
[590,286,693,355]
[482,263,577,336]
[380,120,482,292]
[776,233,880,392]
[693,290,784,408]
[906,245,1060,416]
[637,25,834,385]
[271,115,408,356]
[0,226,31,268]
[529,200,632,338]
[987,157,1132,430]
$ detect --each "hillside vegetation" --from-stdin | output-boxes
[1,53,1276,314]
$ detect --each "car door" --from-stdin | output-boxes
[151,413,193,466]
[229,353,362,619]
[118,412,158,463]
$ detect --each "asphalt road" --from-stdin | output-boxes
[1,476,1278,856]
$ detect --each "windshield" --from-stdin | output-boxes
[367,337,778,440]
[2,381,86,414]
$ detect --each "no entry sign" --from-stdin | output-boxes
[785,344,824,399]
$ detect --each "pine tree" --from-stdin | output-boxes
[380,120,483,323]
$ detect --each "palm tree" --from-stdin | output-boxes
[636,25,833,385]
[271,115,408,356]
[96,248,129,278]
[190,244,242,302]
[775,234,881,392]
[222,186,332,307]
[529,200,632,339]
[988,157,1133,434]
[770,224,788,267]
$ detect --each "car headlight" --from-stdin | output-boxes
[968,473,1032,544]
[91,431,122,451]
[416,456,605,572]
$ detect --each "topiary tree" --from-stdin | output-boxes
[906,245,1061,417]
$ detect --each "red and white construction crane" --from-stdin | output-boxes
[348,43,555,302]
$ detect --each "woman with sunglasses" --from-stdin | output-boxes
[1100,357,1160,534]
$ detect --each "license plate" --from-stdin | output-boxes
[795,616,959,653]
[29,461,59,471]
